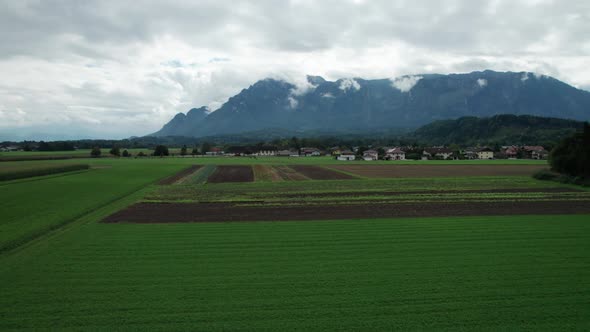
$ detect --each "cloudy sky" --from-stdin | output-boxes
[1,0,589,140]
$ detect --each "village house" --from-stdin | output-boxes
[503,146,519,159]
[205,147,225,156]
[523,146,547,159]
[422,147,454,160]
[0,145,20,152]
[254,146,278,156]
[476,147,494,159]
[362,149,379,161]
[385,147,405,160]
[330,147,342,156]
[337,150,356,161]
[301,147,321,157]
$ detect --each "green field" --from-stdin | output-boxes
[1,157,589,330]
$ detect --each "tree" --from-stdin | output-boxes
[137,151,146,157]
[180,145,188,156]
[550,123,590,178]
[290,137,301,154]
[153,145,169,157]
[122,149,130,157]
[192,146,199,155]
[109,146,121,157]
[90,147,101,158]
[200,142,211,155]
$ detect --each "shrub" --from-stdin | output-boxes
[153,145,169,157]
[90,147,101,158]
[532,169,558,181]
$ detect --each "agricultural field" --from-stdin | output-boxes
[0,163,90,181]
[1,156,589,330]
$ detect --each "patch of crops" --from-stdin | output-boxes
[253,165,283,182]
[0,159,188,253]
[184,165,217,185]
[0,163,90,181]
[147,176,566,202]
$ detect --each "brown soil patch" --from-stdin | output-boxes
[274,166,309,181]
[330,165,548,178]
[253,165,283,182]
[158,165,202,185]
[207,165,254,183]
[290,165,356,180]
[103,200,590,223]
[279,187,582,198]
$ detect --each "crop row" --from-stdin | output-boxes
[0,164,90,181]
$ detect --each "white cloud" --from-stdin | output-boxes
[339,78,361,91]
[322,93,335,98]
[391,75,423,92]
[477,78,488,87]
[521,72,530,82]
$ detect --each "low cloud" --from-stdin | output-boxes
[477,78,488,87]
[339,78,361,91]
[391,75,423,92]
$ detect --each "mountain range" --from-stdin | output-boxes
[151,70,590,138]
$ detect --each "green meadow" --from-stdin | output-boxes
[1,156,589,330]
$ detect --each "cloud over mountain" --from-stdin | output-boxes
[0,1,589,139]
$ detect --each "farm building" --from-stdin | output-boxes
[503,146,519,159]
[523,146,548,159]
[362,149,378,161]
[385,147,405,160]
[476,147,494,159]
[206,147,225,156]
[301,147,321,157]
[423,147,453,160]
[337,151,356,161]
[254,146,278,156]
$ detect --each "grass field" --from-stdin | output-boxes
[1,157,589,330]
[1,215,589,330]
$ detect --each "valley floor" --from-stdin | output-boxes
[1,157,589,330]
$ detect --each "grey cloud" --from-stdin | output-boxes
[0,0,589,139]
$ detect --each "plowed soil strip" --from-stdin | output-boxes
[103,200,590,223]
[274,166,309,181]
[207,165,254,183]
[330,165,548,178]
[280,187,582,198]
[158,165,202,185]
[290,165,356,180]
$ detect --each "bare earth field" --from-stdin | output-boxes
[330,164,547,178]
[207,165,254,183]
[103,200,590,223]
[290,165,356,180]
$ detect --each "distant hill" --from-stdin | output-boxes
[151,70,590,138]
[411,114,586,147]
